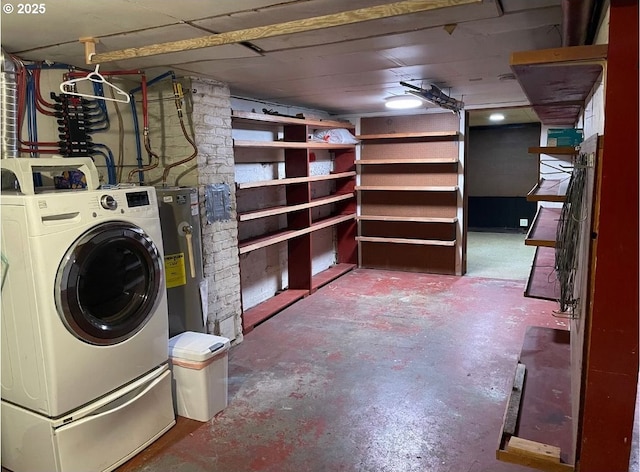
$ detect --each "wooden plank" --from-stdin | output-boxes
[232,110,353,129]
[237,171,356,189]
[496,449,574,472]
[357,158,458,164]
[238,213,355,254]
[496,327,574,472]
[529,146,578,157]
[507,437,561,463]
[242,289,308,332]
[359,241,456,274]
[311,263,356,290]
[510,45,607,126]
[357,215,457,224]
[356,236,455,247]
[89,0,481,63]
[356,131,461,140]
[356,185,458,192]
[525,206,562,247]
[234,140,355,150]
[238,193,353,221]
[310,213,355,232]
[504,363,527,436]
[527,178,567,202]
[510,44,608,67]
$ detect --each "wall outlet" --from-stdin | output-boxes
[519,218,529,227]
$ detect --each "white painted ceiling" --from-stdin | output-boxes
[1,0,563,116]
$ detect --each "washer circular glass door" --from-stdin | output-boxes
[55,221,163,345]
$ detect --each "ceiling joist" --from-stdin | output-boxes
[84,0,481,64]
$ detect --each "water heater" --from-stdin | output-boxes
[156,187,206,337]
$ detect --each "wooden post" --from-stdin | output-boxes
[577,0,639,469]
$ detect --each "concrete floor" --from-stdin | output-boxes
[119,268,592,472]
[466,231,535,281]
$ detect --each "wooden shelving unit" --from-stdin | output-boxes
[357,113,464,275]
[232,110,357,332]
[498,43,607,471]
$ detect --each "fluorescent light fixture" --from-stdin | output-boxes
[385,95,423,109]
[489,113,505,122]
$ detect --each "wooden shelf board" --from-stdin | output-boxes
[356,131,461,140]
[237,171,355,189]
[529,146,578,158]
[357,215,458,224]
[232,110,354,129]
[310,213,356,232]
[242,289,309,333]
[234,140,356,150]
[239,193,353,222]
[356,158,458,165]
[238,213,355,254]
[525,206,562,248]
[510,44,607,126]
[497,326,574,471]
[356,236,455,247]
[527,178,567,202]
[238,228,301,254]
[356,185,458,192]
[311,263,356,291]
[525,246,560,301]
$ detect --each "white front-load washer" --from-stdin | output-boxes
[1,184,170,417]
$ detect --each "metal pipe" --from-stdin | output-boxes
[1,49,18,158]
[562,0,596,46]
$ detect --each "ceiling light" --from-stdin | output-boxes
[489,113,505,122]
[385,95,423,109]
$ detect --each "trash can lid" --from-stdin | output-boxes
[168,331,230,362]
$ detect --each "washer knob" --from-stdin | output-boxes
[100,195,117,210]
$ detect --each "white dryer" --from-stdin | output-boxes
[0,158,170,416]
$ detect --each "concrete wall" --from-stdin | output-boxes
[467,123,541,197]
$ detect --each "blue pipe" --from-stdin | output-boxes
[91,145,116,185]
[129,96,143,183]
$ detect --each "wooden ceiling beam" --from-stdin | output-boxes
[86,0,481,64]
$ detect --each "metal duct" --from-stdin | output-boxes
[562,0,596,46]
[1,48,18,158]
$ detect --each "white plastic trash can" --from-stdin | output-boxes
[168,331,230,422]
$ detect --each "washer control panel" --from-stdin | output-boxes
[100,195,117,210]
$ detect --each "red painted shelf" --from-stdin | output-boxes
[242,289,308,333]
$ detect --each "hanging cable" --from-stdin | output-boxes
[554,153,588,314]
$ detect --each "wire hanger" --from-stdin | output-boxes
[59,65,130,104]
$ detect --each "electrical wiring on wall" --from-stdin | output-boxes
[554,152,588,314]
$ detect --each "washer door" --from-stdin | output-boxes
[55,221,164,345]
